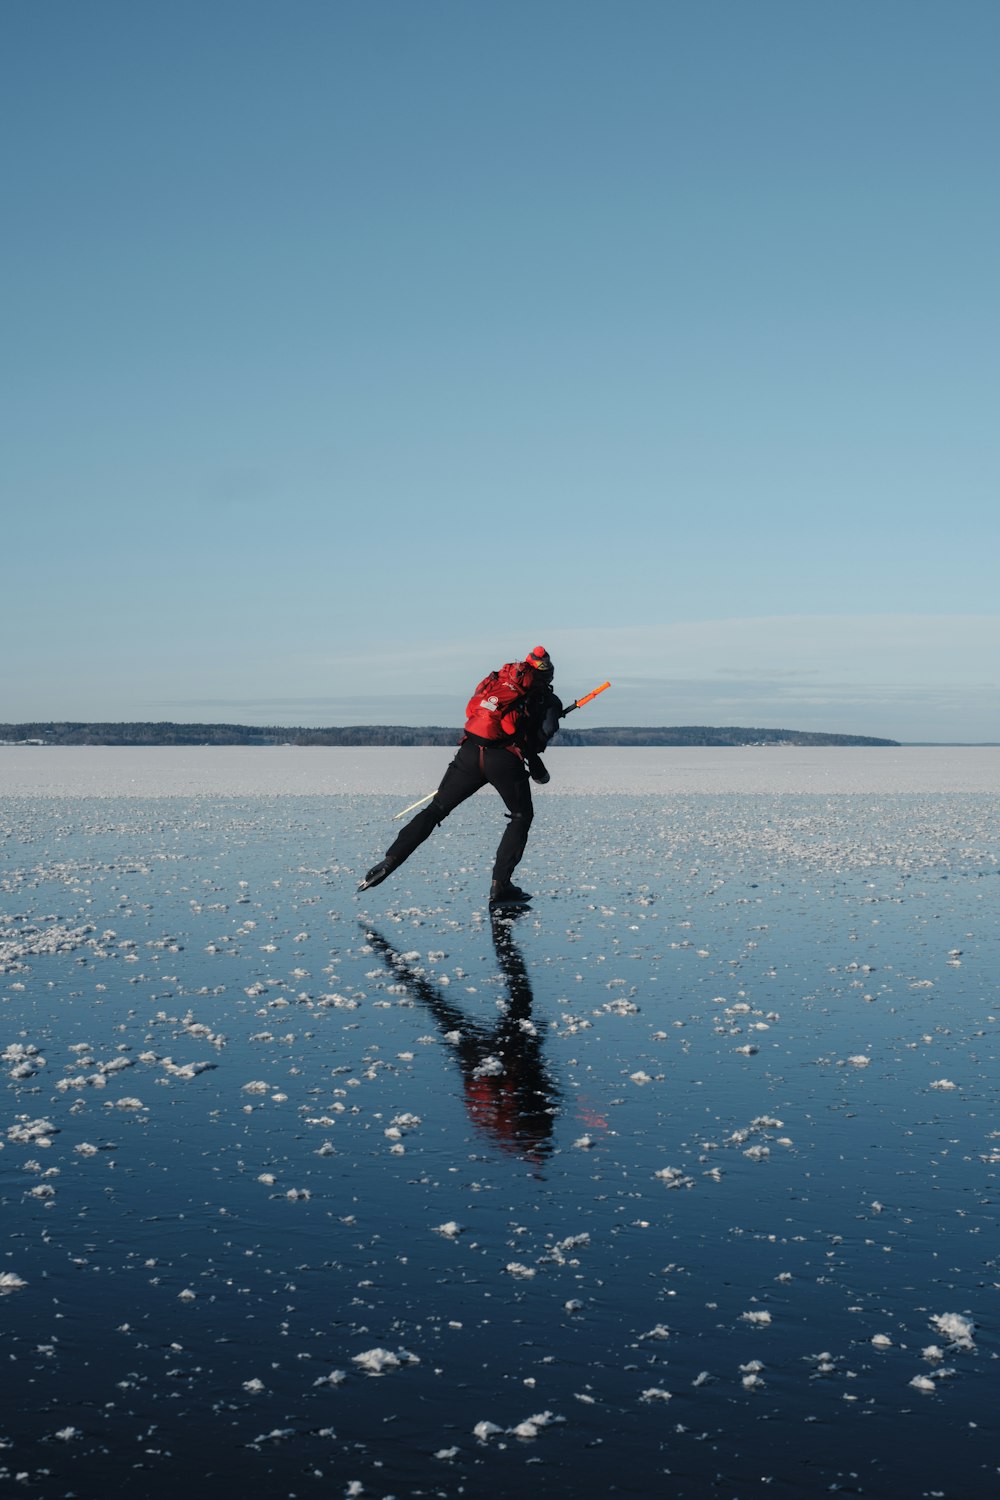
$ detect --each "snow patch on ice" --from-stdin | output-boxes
[929,1312,975,1349]
[352,1346,420,1375]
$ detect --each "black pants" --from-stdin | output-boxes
[385,740,534,884]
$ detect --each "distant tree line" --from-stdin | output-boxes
[553,726,899,747]
[0,722,899,748]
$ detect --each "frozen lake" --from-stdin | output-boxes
[2,750,998,1496]
[3,742,1000,795]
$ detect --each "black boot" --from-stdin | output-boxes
[489,879,532,909]
[358,857,396,892]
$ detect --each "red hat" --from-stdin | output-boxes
[526,645,552,673]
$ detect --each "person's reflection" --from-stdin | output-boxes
[361,914,560,1162]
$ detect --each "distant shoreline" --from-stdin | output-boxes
[5,741,995,749]
[1,721,900,748]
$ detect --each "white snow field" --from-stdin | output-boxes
[2,741,1000,795]
[1,749,997,1496]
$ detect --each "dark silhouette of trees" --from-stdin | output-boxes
[0,722,898,748]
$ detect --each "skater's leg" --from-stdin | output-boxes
[387,744,483,862]
[360,744,484,890]
[483,747,534,888]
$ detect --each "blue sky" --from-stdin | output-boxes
[4,0,998,740]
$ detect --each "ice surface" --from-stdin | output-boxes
[1,749,998,1496]
[4,743,1000,796]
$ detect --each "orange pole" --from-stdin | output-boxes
[562,681,611,716]
[572,680,611,710]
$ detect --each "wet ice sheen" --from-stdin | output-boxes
[0,748,998,1496]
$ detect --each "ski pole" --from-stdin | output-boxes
[393,791,435,820]
[560,680,611,717]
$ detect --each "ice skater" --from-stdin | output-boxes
[359,645,561,911]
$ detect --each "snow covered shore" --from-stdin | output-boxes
[2,743,998,796]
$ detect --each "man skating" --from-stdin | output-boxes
[358,645,560,911]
